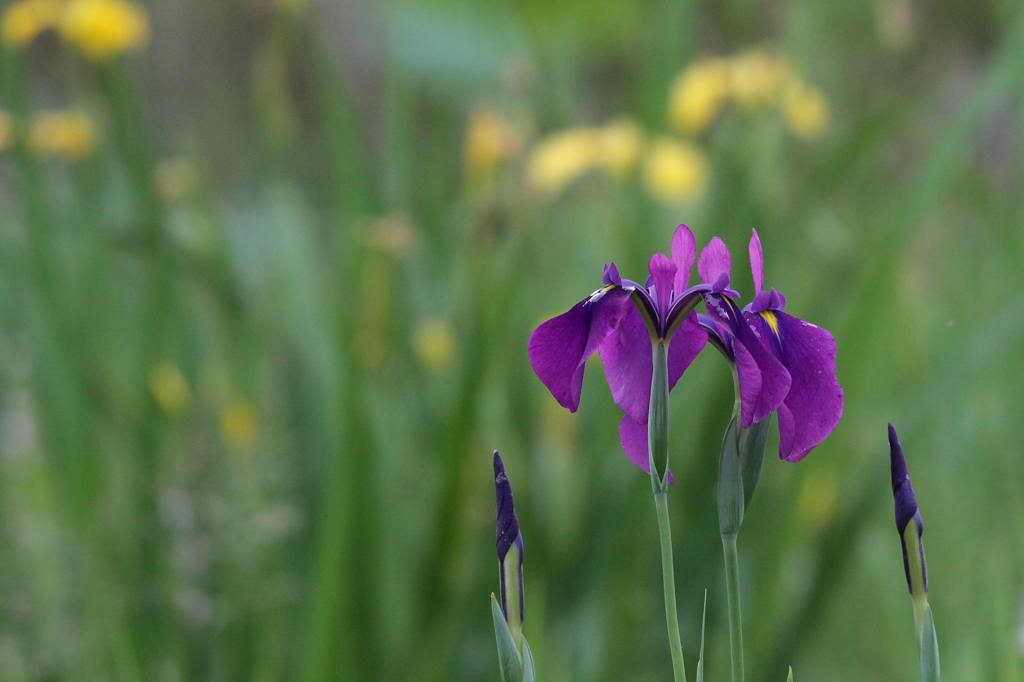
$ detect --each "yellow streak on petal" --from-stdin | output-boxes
[760,310,781,340]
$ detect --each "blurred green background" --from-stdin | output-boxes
[1,0,1023,680]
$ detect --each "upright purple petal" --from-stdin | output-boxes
[769,312,844,461]
[697,236,732,288]
[648,253,677,318]
[528,288,630,412]
[749,228,764,295]
[668,312,707,389]
[598,304,652,423]
[671,224,697,292]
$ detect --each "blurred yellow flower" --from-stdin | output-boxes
[0,111,13,152]
[463,106,521,180]
[729,49,788,110]
[29,110,95,160]
[642,138,708,206]
[667,57,730,134]
[2,0,63,49]
[782,79,830,139]
[594,118,643,177]
[220,397,258,450]
[525,128,599,195]
[149,362,192,417]
[154,157,199,202]
[413,319,457,373]
[60,0,148,61]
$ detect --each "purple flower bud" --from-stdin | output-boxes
[494,450,525,626]
[888,424,927,594]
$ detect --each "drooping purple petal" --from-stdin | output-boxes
[768,311,844,461]
[697,236,731,288]
[705,296,790,427]
[618,414,651,473]
[671,224,697,292]
[528,287,631,412]
[749,228,764,295]
[598,304,652,423]
[668,312,707,389]
[618,414,676,482]
[648,253,677,318]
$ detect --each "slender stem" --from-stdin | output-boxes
[654,490,687,682]
[722,533,745,682]
[647,338,686,682]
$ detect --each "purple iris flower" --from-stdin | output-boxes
[697,229,844,461]
[527,225,711,472]
[888,424,927,594]
[494,450,525,624]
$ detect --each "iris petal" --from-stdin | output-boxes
[598,304,652,423]
[768,311,844,461]
[697,236,731,288]
[648,252,677,319]
[749,228,764,296]
[671,224,697,293]
[527,287,631,412]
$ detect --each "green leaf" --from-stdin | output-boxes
[740,416,771,508]
[491,595,523,682]
[920,605,940,682]
[521,636,536,682]
[718,416,744,535]
[787,665,794,681]
[696,588,708,682]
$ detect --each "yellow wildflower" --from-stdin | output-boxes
[525,128,600,195]
[642,138,708,206]
[29,110,95,160]
[149,362,192,417]
[220,397,258,449]
[59,0,148,61]
[782,79,829,140]
[667,57,730,134]
[413,319,457,373]
[2,0,63,49]
[0,111,14,152]
[463,105,521,180]
[154,157,198,202]
[594,118,643,177]
[729,49,788,110]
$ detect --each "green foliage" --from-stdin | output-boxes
[1,1,1022,681]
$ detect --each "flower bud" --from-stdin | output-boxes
[494,450,525,634]
[889,424,927,596]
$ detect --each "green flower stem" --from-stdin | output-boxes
[648,339,686,682]
[722,532,745,682]
[654,489,687,682]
